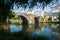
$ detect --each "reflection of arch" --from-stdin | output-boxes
[18,15,28,24]
[34,17,39,24]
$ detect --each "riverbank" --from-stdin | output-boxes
[40,21,60,23]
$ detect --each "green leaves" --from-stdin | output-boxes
[0,0,58,9]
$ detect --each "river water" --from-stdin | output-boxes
[0,23,60,40]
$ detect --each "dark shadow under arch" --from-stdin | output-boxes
[34,17,39,24]
[18,15,28,25]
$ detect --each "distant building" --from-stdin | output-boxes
[44,12,51,20]
[51,4,60,21]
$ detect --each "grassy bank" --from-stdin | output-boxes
[40,21,60,23]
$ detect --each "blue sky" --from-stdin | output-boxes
[11,2,51,12]
[44,7,51,12]
[10,0,60,17]
[12,0,60,13]
[12,5,51,12]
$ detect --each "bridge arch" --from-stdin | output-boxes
[34,17,39,24]
[12,13,38,24]
[18,15,28,24]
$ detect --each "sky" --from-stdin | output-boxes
[12,4,51,13]
[11,1,52,13]
[12,0,60,12]
[11,4,55,17]
[11,0,60,16]
[44,7,51,12]
[11,5,51,17]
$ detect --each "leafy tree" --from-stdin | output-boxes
[0,1,11,25]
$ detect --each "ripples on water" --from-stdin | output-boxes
[0,23,60,40]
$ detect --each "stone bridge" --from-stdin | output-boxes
[10,13,40,24]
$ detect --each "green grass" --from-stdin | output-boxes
[40,20,60,23]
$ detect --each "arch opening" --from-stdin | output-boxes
[34,17,39,24]
[18,15,28,25]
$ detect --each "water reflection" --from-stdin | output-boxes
[10,25,23,33]
[9,23,60,37]
[0,23,60,40]
[32,27,51,37]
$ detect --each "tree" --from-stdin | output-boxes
[0,0,59,25]
[0,1,11,25]
[9,0,59,9]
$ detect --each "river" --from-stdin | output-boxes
[0,23,60,40]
